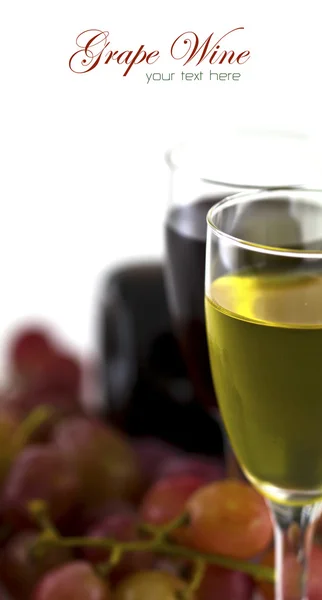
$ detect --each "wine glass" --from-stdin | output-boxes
[164,127,318,473]
[205,188,322,600]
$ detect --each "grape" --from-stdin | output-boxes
[35,353,82,397]
[84,509,137,563]
[53,417,141,509]
[83,508,153,584]
[0,530,72,599]
[9,387,81,443]
[197,566,254,600]
[113,571,189,600]
[157,454,225,484]
[131,438,180,488]
[8,327,54,381]
[59,499,136,537]
[153,556,189,578]
[81,500,136,528]
[257,545,322,600]
[186,480,273,559]
[2,444,79,527]
[140,474,205,544]
[32,561,111,600]
[8,324,82,399]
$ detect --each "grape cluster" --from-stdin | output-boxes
[0,326,320,599]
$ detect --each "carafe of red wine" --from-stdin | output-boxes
[164,142,254,415]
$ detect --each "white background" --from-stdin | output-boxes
[1,0,322,364]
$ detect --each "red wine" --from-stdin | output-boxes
[165,198,224,413]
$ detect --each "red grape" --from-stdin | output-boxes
[153,556,188,578]
[140,474,205,544]
[2,444,79,527]
[113,571,188,600]
[196,566,254,600]
[9,386,81,443]
[84,510,137,564]
[59,500,136,537]
[0,530,72,599]
[8,327,54,380]
[157,454,225,484]
[35,353,82,397]
[8,324,82,399]
[131,438,180,488]
[53,417,141,509]
[83,508,153,583]
[257,545,322,600]
[186,480,273,559]
[32,561,111,600]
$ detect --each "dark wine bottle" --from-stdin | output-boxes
[96,261,223,456]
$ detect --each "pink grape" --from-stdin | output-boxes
[140,474,205,525]
[59,500,135,537]
[2,444,79,527]
[9,386,81,443]
[35,353,82,397]
[13,387,80,415]
[131,437,180,487]
[196,566,254,600]
[32,561,111,600]
[156,454,225,483]
[153,556,189,578]
[83,508,153,584]
[8,326,54,381]
[140,474,206,544]
[7,326,82,398]
[258,545,322,600]
[53,417,141,509]
[0,530,72,599]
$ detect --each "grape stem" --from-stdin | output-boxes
[29,500,59,537]
[30,503,274,584]
[184,559,206,599]
[33,530,274,583]
[12,405,55,451]
[139,512,190,541]
[96,545,124,578]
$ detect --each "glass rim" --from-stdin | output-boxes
[165,147,263,189]
[206,188,322,259]
[165,128,318,189]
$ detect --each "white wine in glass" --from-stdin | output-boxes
[205,189,322,600]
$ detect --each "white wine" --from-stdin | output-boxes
[206,270,322,504]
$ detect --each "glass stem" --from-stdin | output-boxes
[269,500,322,600]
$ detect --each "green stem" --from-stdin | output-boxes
[139,513,190,542]
[34,534,274,583]
[30,503,274,586]
[29,500,59,537]
[12,406,54,451]
[185,559,206,598]
[96,545,124,578]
